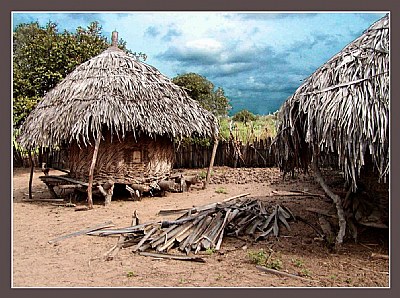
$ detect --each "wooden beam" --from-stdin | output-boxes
[40,175,88,187]
[48,221,114,244]
[87,134,101,209]
[22,198,64,203]
[204,137,219,189]
[138,251,206,263]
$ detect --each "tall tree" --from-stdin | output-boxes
[172,73,230,117]
[12,21,136,127]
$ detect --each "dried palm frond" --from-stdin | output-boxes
[18,42,219,149]
[274,14,389,192]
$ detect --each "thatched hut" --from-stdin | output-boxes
[18,32,219,207]
[274,15,389,244]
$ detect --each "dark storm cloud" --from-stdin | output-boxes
[201,62,255,78]
[157,39,304,113]
[282,31,348,75]
[209,51,311,115]
[158,46,220,66]
[158,41,291,78]
[231,74,300,95]
[313,32,343,48]
[229,88,296,115]
[144,26,161,38]
[162,28,182,41]
[286,31,342,53]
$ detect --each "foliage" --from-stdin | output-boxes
[299,268,312,277]
[126,271,137,278]
[177,136,212,147]
[248,250,268,266]
[172,73,231,117]
[175,113,277,147]
[205,247,216,255]
[268,258,283,270]
[198,170,209,180]
[291,258,304,268]
[13,21,131,127]
[219,114,277,143]
[232,109,258,123]
[215,187,228,194]
[247,249,281,270]
[248,249,283,270]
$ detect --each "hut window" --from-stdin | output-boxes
[124,148,145,164]
[132,150,142,163]
[124,149,144,164]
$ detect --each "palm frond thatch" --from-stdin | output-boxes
[17,45,219,149]
[274,14,389,191]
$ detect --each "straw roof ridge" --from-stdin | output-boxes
[18,46,219,149]
[274,14,389,191]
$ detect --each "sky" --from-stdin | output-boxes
[12,11,387,115]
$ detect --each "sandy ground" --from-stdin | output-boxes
[12,167,389,287]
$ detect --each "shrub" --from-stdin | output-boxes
[232,109,258,123]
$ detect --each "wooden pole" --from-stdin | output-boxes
[204,137,219,189]
[311,158,346,247]
[28,151,34,200]
[87,134,101,209]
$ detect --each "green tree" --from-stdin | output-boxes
[232,109,258,123]
[13,21,134,127]
[172,73,231,117]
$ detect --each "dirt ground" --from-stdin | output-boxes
[12,166,389,288]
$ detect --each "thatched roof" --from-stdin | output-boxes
[274,14,389,191]
[17,34,219,149]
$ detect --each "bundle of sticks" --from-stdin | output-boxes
[89,194,295,258]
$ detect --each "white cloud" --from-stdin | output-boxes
[186,38,222,53]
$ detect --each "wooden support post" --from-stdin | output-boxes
[28,151,34,200]
[311,157,346,247]
[98,181,114,206]
[204,137,219,189]
[87,134,101,209]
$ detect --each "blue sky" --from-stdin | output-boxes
[12,11,387,115]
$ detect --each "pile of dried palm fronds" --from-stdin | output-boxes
[274,14,389,192]
[18,34,218,150]
[88,195,295,258]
